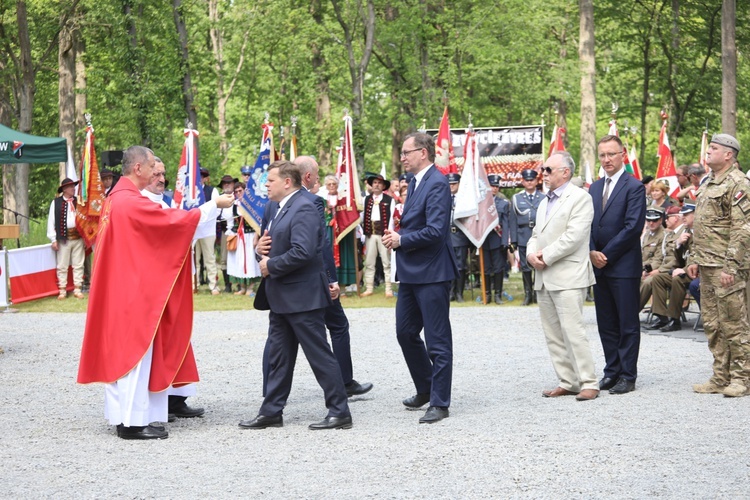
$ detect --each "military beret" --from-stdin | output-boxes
[521,169,538,181]
[446,173,461,183]
[487,174,500,187]
[679,203,696,214]
[645,206,665,220]
[710,133,740,154]
[665,206,682,216]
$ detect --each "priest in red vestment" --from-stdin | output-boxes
[77,145,234,440]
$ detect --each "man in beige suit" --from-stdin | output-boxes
[527,152,599,401]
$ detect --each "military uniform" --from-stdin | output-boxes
[641,226,665,272]
[510,169,544,305]
[447,173,471,302]
[482,175,515,304]
[690,161,750,392]
[649,204,694,330]
[640,223,686,311]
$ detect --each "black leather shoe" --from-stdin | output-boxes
[419,406,449,424]
[169,402,205,418]
[116,424,168,440]
[167,414,176,423]
[659,318,682,332]
[609,378,636,394]
[599,377,618,391]
[309,415,353,430]
[645,315,669,330]
[238,414,283,429]
[402,393,430,409]
[345,380,374,397]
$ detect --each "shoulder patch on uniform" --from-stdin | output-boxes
[735,191,745,201]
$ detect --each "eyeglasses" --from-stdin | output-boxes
[598,151,622,160]
[400,148,423,158]
[542,166,566,174]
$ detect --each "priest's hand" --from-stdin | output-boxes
[216,193,234,209]
[256,230,271,255]
[259,256,270,277]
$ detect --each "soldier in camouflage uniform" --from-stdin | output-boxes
[687,134,750,397]
[649,203,695,332]
[640,206,665,276]
[640,206,685,319]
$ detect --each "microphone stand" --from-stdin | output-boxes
[1,206,40,249]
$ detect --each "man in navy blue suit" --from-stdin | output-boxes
[589,135,647,394]
[238,160,352,430]
[384,132,458,424]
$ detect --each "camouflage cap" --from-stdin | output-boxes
[711,133,740,154]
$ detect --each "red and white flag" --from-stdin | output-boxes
[173,128,202,209]
[334,113,362,243]
[584,160,594,189]
[656,119,680,198]
[629,144,643,181]
[453,130,498,247]
[699,128,708,167]
[548,123,567,158]
[435,106,458,175]
[7,244,72,304]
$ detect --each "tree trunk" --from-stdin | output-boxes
[74,31,86,152]
[16,0,34,234]
[172,0,198,128]
[721,0,736,135]
[640,39,651,168]
[0,85,13,225]
[578,0,596,179]
[311,0,331,166]
[58,12,76,180]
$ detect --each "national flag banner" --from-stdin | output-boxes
[75,124,106,248]
[289,132,297,162]
[547,123,567,158]
[173,128,204,210]
[8,244,73,304]
[699,129,708,167]
[608,119,619,137]
[454,130,499,247]
[583,160,594,188]
[238,122,275,233]
[622,145,634,176]
[629,144,642,180]
[65,146,78,195]
[435,106,458,175]
[656,119,680,198]
[334,113,362,244]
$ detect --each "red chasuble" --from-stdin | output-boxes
[77,177,202,392]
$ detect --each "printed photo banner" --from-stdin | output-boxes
[426,125,543,188]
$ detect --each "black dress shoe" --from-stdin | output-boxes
[309,415,353,430]
[599,377,618,391]
[419,406,449,424]
[116,424,168,440]
[659,318,682,332]
[238,414,283,429]
[402,393,430,409]
[345,379,374,397]
[168,414,176,423]
[169,402,205,418]
[609,378,636,394]
[645,315,669,330]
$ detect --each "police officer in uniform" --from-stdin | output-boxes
[510,169,544,305]
[481,175,515,304]
[687,134,750,397]
[447,173,470,302]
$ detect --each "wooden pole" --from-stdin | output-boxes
[479,247,487,304]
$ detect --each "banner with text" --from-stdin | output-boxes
[426,125,543,188]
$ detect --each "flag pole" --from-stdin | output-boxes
[467,114,487,304]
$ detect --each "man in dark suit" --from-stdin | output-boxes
[589,134,647,394]
[256,155,373,398]
[239,160,352,430]
[383,132,458,424]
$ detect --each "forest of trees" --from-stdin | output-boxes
[0,0,746,230]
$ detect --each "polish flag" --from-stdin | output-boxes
[656,120,680,198]
[7,244,73,304]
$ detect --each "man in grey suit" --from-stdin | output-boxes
[239,160,352,430]
[527,152,599,401]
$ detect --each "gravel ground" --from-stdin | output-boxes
[0,306,746,499]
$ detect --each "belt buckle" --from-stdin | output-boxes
[529,221,535,228]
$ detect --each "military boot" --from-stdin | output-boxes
[493,274,505,304]
[522,271,533,306]
[455,272,466,303]
[483,274,492,304]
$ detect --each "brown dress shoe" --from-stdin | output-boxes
[575,389,600,401]
[542,387,578,398]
